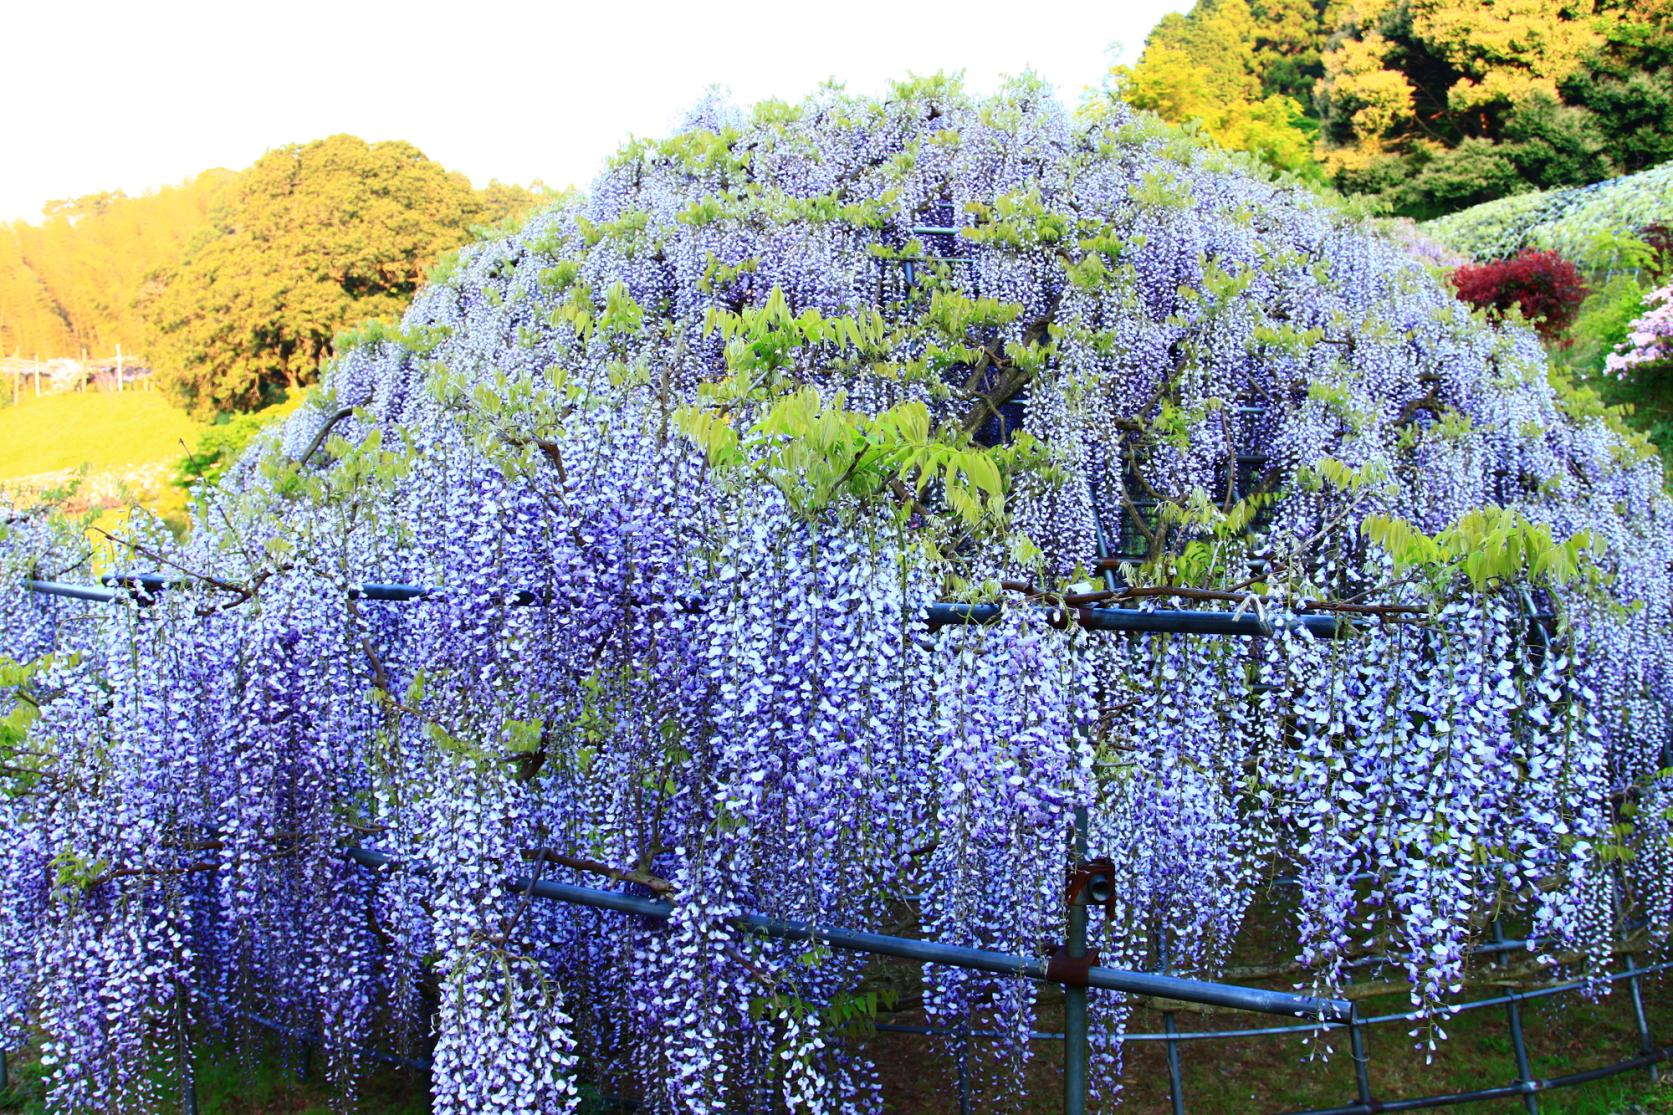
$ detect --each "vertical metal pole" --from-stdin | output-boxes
[1349,1018,1374,1110]
[177,988,198,1115]
[0,1047,9,1091]
[1159,931,1185,1115]
[956,1024,972,1115]
[1163,1011,1185,1115]
[1091,486,1120,595]
[1064,805,1089,1115]
[183,1051,198,1115]
[1624,950,1660,1085]
[1075,500,1112,1115]
[1610,874,1662,1088]
[1078,505,1112,1115]
[1492,918,1539,1115]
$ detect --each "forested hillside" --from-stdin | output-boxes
[0,138,543,414]
[0,172,230,359]
[1115,0,1673,217]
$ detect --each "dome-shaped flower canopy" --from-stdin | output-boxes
[2,76,1670,1113]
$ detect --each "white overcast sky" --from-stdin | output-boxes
[4,0,1189,224]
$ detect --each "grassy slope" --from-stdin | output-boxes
[0,391,203,480]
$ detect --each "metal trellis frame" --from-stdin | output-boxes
[868,954,1673,1111]
[339,845,1347,1020]
[13,572,1360,1115]
[21,576,1354,639]
[13,572,1665,1112]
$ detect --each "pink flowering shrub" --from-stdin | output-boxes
[1607,284,1673,376]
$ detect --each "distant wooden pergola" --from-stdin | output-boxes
[1,349,149,402]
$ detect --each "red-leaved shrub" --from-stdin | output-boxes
[1641,222,1673,280]
[1451,249,1588,339]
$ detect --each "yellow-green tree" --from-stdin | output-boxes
[0,171,230,359]
[1112,0,1326,181]
[1316,0,1668,214]
[1318,0,1607,167]
[144,136,525,415]
[1116,0,1673,216]
[0,231,71,358]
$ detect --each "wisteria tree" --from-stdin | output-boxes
[2,76,1671,1113]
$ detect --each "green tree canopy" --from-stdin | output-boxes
[1115,0,1673,217]
[145,136,531,415]
[1113,0,1326,181]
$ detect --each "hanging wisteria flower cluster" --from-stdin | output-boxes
[2,76,1671,1113]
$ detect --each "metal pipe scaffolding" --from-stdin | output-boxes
[21,576,1351,639]
[342,846,1353,1023]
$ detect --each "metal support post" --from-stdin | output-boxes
[956,1024,972,1115]
[1091,486,1120,595]
[177,986,198,1115]
[1163,1010,1185,1115]
[1492,918,1539,1114]
[1624,950,1660,1085]
[1064,805,1090,1115]
[1348,1019,1374,1109]
[1160,931,1185,1115]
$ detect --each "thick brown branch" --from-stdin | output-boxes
[84,860,225,890]
[524,849,676,896]
[889,478,934,523]
[954,312,1056,436]
[534,438,568,485]
[346,597,390,694]
[957,366,1032,435]
[1395,391,1444,427]
[1101,583,1253,605]
[296,406,357,468]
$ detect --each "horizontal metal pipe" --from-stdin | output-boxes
[222,1003,432,1072]
[221,985,1669,1113]
[925,602,1345,639]
[100,572,174,592]
[856,958,1673,1045]
[22,579,120,603]
[349,583,435,602]
[24,577,1351,639]
[345,847,1351,1022]
[876,1022,1067,1041]
[95,575,439,601]
[1287,1045,1672,1115]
